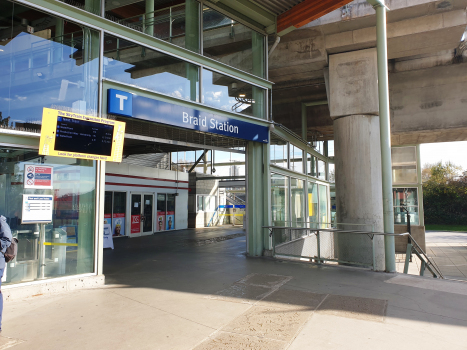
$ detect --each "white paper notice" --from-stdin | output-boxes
[21,195,53,224]
[103,224,114,249]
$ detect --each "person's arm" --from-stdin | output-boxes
[0,217,12,254]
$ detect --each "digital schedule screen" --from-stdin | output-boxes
[54,116,114,156]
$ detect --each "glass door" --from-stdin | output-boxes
[130,194,142,237]
[156,194,166,232]
[142,194,154,235]
[166,194,176,230]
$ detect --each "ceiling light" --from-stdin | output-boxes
[239,94,245,98]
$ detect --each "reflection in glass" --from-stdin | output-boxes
[104,34,199,102]
[392,146,417,184]
[271,143,287,168]
[319,185,328,228]
[0,147,95,285]
[291,178,305,227]
[308,182,319,228]
[104,0,200,53]
[289,145,303,173]
[0,3,99,130]
[308,154,317,177]
[318,160,326,180]
[202,69,265,118]
[271,173,289,244]
[203,6,265,78]
[393,188,419,225]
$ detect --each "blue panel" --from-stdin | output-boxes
[106,89,269,143]
[234,205,246,208]
[108,89,133,117]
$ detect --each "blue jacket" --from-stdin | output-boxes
[0,216,12,270]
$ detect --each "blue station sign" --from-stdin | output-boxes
[107,89,269,143]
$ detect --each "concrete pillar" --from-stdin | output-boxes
[334,115,385,269]
[328,48,385,270]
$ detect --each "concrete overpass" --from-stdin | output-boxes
[269,0,467,145]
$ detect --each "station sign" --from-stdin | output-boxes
[39,108,126,162]
[107,89,269,143]
[23,164,53,189]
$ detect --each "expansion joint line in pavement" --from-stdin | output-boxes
[105,289,218,331]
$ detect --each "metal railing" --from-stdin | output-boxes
[263,224,443,278]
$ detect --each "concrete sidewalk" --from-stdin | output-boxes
[2,227,467,350]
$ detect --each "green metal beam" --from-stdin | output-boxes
[18,0,272,90]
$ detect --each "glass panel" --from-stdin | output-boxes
[317,160,326,180]
[0,2,99,131]
[202,68,265,118]
[271,143,287,169]
[393,188,419,225]
[203,6,265,78]
[166,194,176,230]
[271,173,289,244]
[319,185,328,228]
[104,191,112,226]
[290,179,305,227]
[271,173,288,226]
[328,141,335,157]
[308,154,317,177]
[143,194,153,232]
[204,196,216,212]
[308,182,319,228]
[328,164,335,183]
[131,194,141,235]
[289,145,303,173]
[392,146,417,184]
[103,34,199,102]
[156,194,166,231]
[113,192,126,237]
[105,1,199,52]
[0,147,96,285]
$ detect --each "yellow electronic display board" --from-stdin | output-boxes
[39,108,125,162]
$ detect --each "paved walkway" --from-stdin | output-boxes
[395,231,467,280]
[2,226,467,349]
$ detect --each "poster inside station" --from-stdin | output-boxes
[38,108,125,162]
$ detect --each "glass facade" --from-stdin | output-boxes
[202,69,265,118]
[392,146,417,184]
[308,182,319,228]
[0,2,99,131]
[0,147,96,285]
[393,188,419,225]
[289,145,303,173]
[103,35,199,102]
[290,178,305,227]
[271,173,288,226]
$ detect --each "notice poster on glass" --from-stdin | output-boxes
[104,214,111,225]
[130,215,140,234]
[112,213,125,237]
[166,211,175,230]
[103,223,114,249]
[157,212,166,232]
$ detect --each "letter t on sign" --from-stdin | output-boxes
[115,94,128,111]
[107,89,133,117]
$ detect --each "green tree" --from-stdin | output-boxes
[423,162,467,225]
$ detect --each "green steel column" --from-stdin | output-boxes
[375,4,396,272]
[247,141,267,256]
[185,0,200,101]
[145,0,154,36]
[252,31,265,118]
[54,19,64,63]
[85,0,100,15]
[417,144,425,227]
[263,137,271,250]
[77,160,96,274]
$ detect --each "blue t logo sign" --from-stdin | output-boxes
[108,89,132,117]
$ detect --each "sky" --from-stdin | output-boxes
[420,141,467,171]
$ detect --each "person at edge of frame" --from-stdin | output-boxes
[0,216,12,333]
